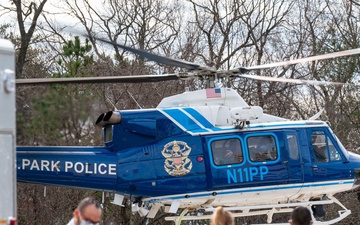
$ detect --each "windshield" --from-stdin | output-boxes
[328,127,349,160]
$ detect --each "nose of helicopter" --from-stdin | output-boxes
[348,152,360,189]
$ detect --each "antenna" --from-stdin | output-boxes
[308,109,324,120]
[127,90,142,109]
[105,95,119,111]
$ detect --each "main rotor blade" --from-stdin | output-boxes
[241,48,360,71]
[239,74,350,86]
[95,37,213,72]
[16,74,179,85]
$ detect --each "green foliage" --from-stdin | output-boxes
[20,37,101,146]
[0,23,11,38]
[0,23,17,45]
[20,85,100,146]
[55,36,93,78]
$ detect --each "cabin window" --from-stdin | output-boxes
[247,135,278,162]
[287,134,299,160]
[211,138,243,166]
[311,131,342,163]
[104,125,113,142]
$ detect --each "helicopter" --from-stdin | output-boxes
[15,39,360,224]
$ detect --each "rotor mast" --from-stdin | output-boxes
[206,75,216,88]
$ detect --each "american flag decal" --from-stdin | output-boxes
[206,88,221,98]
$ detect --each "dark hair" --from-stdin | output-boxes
[77,197,101,213]
[291,206,312,225]
[211,206,234,225]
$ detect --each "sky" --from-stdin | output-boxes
[0,1,103,33]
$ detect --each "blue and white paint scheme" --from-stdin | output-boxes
[17,88,360,224]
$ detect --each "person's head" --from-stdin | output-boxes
[73,197,102,225]
[289,206,313,225]
[211,206,234,225]
[311,135,317,143]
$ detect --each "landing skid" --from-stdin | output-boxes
[164,196,350,224]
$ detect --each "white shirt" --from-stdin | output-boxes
[66,218,75,225]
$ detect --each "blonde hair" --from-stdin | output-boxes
[211,206,234,225]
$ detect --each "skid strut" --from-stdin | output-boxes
[164,196,350,224]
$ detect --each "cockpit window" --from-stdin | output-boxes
[287,134,299,160]
[211,138,243,166]
[104,125,113,143]
[328,137,341,161]
[311,131,342,163]
[247,135,278,162]
[332,132,349,160]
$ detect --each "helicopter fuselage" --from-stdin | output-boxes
[17,108,360,210]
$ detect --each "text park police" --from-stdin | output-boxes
[18,159,117,175]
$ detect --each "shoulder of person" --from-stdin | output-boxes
[66,218,75,225]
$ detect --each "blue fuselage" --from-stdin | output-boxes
[16,109,360,199]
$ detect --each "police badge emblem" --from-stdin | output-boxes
[161,141,192,177]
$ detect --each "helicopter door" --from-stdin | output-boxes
[206,133,290,189]
[285,131,304,181]
[309,129,349,181]
[206,136,245,189]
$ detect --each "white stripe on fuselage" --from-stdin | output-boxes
[157,108,328,136]
[157,108,195,135]
[178,108,213,132]
[143,179,354,207]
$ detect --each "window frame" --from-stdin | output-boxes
[208,136,245,168]
[245,133,280,165]
[103,125,113,143]
[286,133,300,160]
[310,130,343,163]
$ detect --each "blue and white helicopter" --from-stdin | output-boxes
[16,42,360,224]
